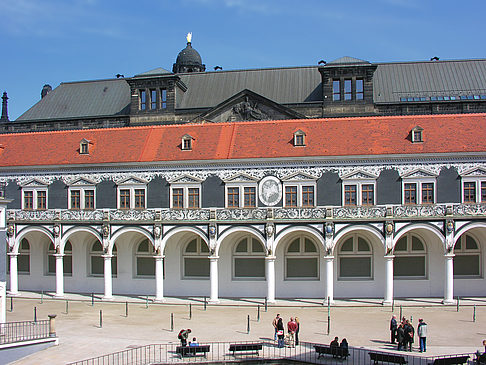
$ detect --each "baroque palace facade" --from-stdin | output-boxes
[1,37,486,307]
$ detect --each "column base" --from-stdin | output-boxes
[266,299,276,304]
[154,298,166,303]
[102,296,114,301]
[53,294,65,299]
[208,299,220,304]
[382,299,393,306]
[442,299,455,305]
[7,291,20,296]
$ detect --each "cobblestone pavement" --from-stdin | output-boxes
[5,292,486,364]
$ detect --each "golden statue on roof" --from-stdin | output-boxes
[186,32,192,43]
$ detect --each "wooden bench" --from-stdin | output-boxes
[476,352,486,364]
[314,345,350,360]
[369,351,407,364]
[428,355,469,365]
[229,343,263,355]
[175,345,210,358]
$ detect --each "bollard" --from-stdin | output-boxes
[204,296,207,311]
[264,297,267,312]
[10,297,13,312]
[34,306,37,322]
[146,296,149,309]
[100,310,103,328]
[91,292,94,306]
[41,290,43,304]
[189,303,192,320]
[257,305,260,322]
[456,296,460,312]
[410,315,413,323]
[65,300,69,315]
[327,297,331,335]
[399,305,403,321]
[171,313,174,332]
[247,314,250,334]
[392,299,394,312]
[125,301,128,317]
[48,314,57,337]
[473,305,476,322]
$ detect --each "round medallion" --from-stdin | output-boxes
[258,176,282,206]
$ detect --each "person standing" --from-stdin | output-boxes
[276,317,285,348]
[390,315,398,344]
[404,320,414,352]
[272,314,281,341]
[295,317,300,346]
[178,328,191,347]
[417,318,427,352]
[396,323,405,351]
[287,317,298,347]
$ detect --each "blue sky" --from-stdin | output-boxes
[1,0,485,120]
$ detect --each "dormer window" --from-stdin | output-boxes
[80,139,90,154]
[411,126,423,143]
[182,134,194,151]
[293,130,306,147]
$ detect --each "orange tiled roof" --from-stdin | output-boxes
[1,114,485,168]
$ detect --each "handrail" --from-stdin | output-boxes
[0,320,50,345]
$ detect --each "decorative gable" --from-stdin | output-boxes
[170,174,203,184]
[411,126,424,143]
[293,129,306,147]
[20,178,49,187]
[117,176,149,185]
[282,172,318,182]
[224,173,259,183]
[460,167,486,177]
[181,134,194,151]
[69,177,97,186]
[402,168,437,179]
[79,138,92,154]
[341,170,378,180]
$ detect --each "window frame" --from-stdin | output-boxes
[68,185,96,210]
[282,181,316,208]
[393,233,427,280]
[338,234,373,280]
[341,177,376,207]
[22,187,48,210]
[182,237,210,280]
[453,233,482,278]
[284,236,320,281]
[170,184,201,209]
[135,239,156,278]
[462,177,486,204]
[401,175,436,205]
[232,236,266,280]
[116,181,147,210]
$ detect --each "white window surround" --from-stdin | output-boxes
[460,167,486,203]
[68,184,96,210]
[232,236,266,280]
[284,236,320,281]
[224,174,259,208]
[170,175,203,209]
[393,233,427,280]
[20,179,49,210]
[182,237,210,280]
[116,177,148,210]
[282,172,317,208]
[181,134,194,151]
[338,234,373,280]
[293,129,306,147]
[411,126,424,143]
[453,234,482,278]
[401,169,437,205]
[341,171,377,206]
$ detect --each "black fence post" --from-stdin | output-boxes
[65,300,69,315]
[327,297,330,335]
[146,296,149,309]
[125,301,128,317]
[473,305,476,322]
[264,297,267,312]
[34,306,37,322]
[91,292,94,306]
[456,296,460,312]
[257,305,260,322]
[392,299,394,312]
[399,305,403,321]
[204,297,207,311]
[171,313,174,332]
[41,290,43,304]
[189,303,192,320]
[10,297,13,312]
[99,310,103,328]
[247,314,250,334]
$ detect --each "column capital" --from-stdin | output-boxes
[444,253,455,259]
[101,254,113,259]
[384,255,395,260]
[265,255,276,261]
[7,252,18,257]
[323,255,335,260]
[209,255,219,261]
[153,255,165,260]
[53,253,65,258]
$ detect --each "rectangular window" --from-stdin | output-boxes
[234,258,265,278]
[332,80,341,101]
[139,90,146,110]
[184,258,210,277]
[120,189,130,209]
[161,88,167,109]
[244,187,256,208]
[404,183,417,204]
[286,258,318,278]
[173,188,183,208]
[85,190,95,210]
[356,78,364,100]
[302,186,314,207]
[464,182,476,203]
[37,191,47,210]
[150,89,157,110]
[24,191,33,210]
[71,190,81,209]
[227,187,239,208]
[481,182,486,203]
[188,188,199,208]
[344,185,357,206]
[134,189,145,209]
[344,79,352,101]
[339,257,371,278]
[362,184,374,205]
[285,186,298,207]
[422,183,434,204]
[394,256,426,277]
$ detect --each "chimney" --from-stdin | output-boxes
[0,92,8,123]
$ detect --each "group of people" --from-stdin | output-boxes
[178,328,199,347]
[330,336,349,358]
[272,314,300,348]
[390,315,427,352]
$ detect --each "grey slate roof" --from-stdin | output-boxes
[327,56,370,65]
[15,59,486,121]
[17,79,130,121]
[135,67,171,76]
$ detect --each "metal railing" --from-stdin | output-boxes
[0,320,50,345]
[66,340,477,365]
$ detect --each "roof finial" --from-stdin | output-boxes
[1,92,9,123]
[186,32,192,44]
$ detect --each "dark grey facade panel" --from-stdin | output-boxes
[376,169,401,205]
[147,176,169,208]
[202,176,224,208]
[437,167,461,204]
[317,172,341,206]
[48,180,67,209]
[6,181,21,209]
[96,181,117,209]
[0,231,5,281]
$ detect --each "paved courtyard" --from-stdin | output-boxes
[5,292,486,364]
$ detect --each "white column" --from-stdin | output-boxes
[209,256,219,303]
[102,254,113,300]
[324,256,334,304]
[8,253,19,295]
[54,254,64,298]
[265,256,276,303]
[154,255,165,302]
[443,254,455,304]
[383,255,394,305]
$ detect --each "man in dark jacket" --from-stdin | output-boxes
[397,323,405,351]
[404,320,414,352]
[390,315,398,343]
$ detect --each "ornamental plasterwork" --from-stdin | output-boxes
[110,209,156,221]
[116,176,149,185]
[281,172,318,181]
[459,167,486,177]
[217,209,267,221]
[61,210,104,221]
[401,168,438,178]
[223,173,259,183]
[333,206,387,219]
[274,208,327,220]
[64,177,97,186]
[393,204,446,218]
[341,170,378,180]
[159,209,210,221]
[169,174,203,183]
[454,204,486,216]
[19,178,51,187]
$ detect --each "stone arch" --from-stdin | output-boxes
[454,222,486,245]
[160,226,208,254]
[393,223,445,250]
[61,226,102,254]
[274,226,325,253]
[333,224,385,255]
[14,226,53,253]
[216,226,266,256]
[110,226,154,254]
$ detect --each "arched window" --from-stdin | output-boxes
[48,241,72,276]
[393,234,426,278]
[454,234,481,277]
[136,239,155,277]
[90,241,104,276]
[183,237,209,278]
[285,236,319,279]
[18,238,30,274]
[233,237,265,279]
[338,235,372,279]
